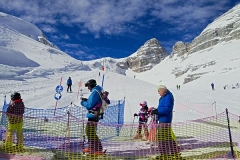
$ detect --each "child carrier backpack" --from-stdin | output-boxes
[95,90,108,119]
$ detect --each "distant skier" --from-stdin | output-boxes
[223,85,226,90]
[67,77,72,92]
[178,85,181,90]
[211,83,214,90]
[176,84,179,90]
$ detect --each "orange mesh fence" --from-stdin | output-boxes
[0,111,240,159]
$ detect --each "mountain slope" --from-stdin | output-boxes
[128,4,240,90]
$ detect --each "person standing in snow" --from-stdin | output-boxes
[3,92,25,152]
[156,85,183,159]
[211,83,214,90]
[67,77,72,92]
[134,101,149,141]
[80,79,103,156]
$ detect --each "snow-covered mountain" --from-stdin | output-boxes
[1,3,240,89]
[0,12,57,49]
[0,11,167,79]
[127,4,240,89]
[0,13,90,80]
[171,4,240,57]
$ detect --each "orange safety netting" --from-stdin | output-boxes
[0,111,240,160]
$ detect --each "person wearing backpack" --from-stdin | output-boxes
[80,79,103,156]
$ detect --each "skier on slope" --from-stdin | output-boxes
[134,101,149,141]
[67,77,72,92]
[80,79,103,156]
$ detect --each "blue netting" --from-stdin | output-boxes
[1,99,125,126]
[1,96,8,127]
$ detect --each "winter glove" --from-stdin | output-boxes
[134,113,138,117]
[151,109,158,115]
[81,97,88,101]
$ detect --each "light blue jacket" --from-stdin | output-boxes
[157,90,174,123]
[81,85,102,119]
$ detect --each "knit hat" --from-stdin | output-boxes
[11,92,21,101]
[158,85,167,90]
[140,101,147,107]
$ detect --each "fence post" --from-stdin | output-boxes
[67,111,71,159]
[212,101,217,119]
[81,106,85,150]
[225,108,235,159]
[116,100,120,136]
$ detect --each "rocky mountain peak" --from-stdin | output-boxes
[118,38,169,73]
[171,3,240,58]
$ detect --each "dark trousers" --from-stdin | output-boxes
[86,121,102,152]
[67,85,72,92]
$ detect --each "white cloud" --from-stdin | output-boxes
[40,25,57,33]
[0,0,235,37]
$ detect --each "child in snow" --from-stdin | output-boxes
[91,91,110,119]
[134,101,149,141]
[147,107,158,143]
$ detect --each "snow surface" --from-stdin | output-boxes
[0,12,43,40]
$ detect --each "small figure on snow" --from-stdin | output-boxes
[211,83,215,90]
[67,77,72,92]
[134,101,149,141]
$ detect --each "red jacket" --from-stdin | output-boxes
[6,99,25,124]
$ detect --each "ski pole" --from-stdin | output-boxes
[130,116,136,139]
[80,92,85,151]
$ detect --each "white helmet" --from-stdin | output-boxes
[139,101,147,107]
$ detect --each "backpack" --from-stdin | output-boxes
[95,90,109,119]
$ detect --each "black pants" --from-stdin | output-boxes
[86,121,103,152]
[67,85,72,92]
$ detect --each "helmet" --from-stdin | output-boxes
[85,79,97,88]
[11,92,21,101]
[140,101,147,107]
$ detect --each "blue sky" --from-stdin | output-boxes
[0,0,239,60]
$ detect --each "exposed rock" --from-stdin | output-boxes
[171,4,240,58]
[123,38,169,72]
[183,72,208,84]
